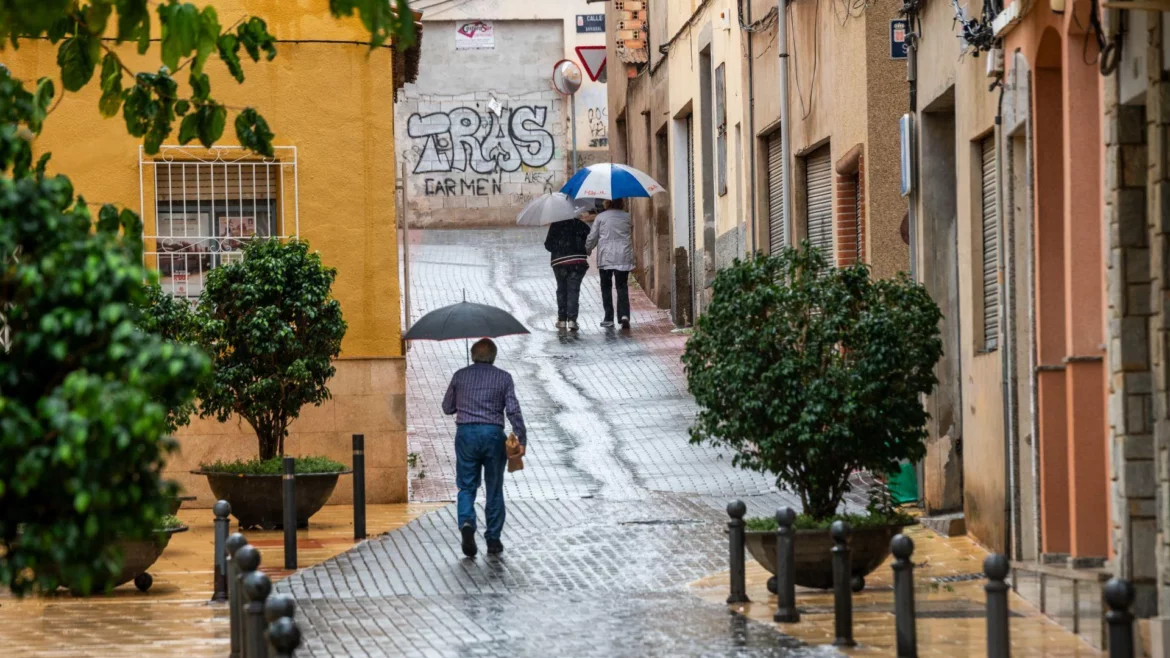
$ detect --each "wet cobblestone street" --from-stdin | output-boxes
[277,228,844,657]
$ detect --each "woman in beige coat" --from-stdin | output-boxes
[585,198,635,328]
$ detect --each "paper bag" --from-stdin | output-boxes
[505,433,524,473]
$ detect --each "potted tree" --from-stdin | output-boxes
[138,284,201,513]
[191,238,349,529]
[683,244,942,591]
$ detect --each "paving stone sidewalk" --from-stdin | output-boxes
[276,228,856,657]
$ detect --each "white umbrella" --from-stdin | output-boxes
[515,192,582,226]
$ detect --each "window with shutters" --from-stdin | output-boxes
[978,135,999,351]
[715,63,727,197]
[766,131,786,254]
[804,145,833,265]
[141,146,299,300]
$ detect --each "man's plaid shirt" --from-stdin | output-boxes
[442,363,528,445]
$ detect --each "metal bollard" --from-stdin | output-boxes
[243,571,273,658]
[265,594,297,654]
[726,500,748,604]
[984,553,1011,658]
[268,616,302,658]
[774,506,799,623]
[1104,578,1135,658]
[226,533,249,658]
[891,534,918,657]
[234,544,261,657]
[212,500,231,602]
[353,434,366,540]
[283,456,297,570]
[831,520,855,647]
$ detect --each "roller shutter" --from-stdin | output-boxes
[805,146,833,264]
[767,133,787,254]
[981,135,999,350]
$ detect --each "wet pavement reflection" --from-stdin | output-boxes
[278,228,836,656]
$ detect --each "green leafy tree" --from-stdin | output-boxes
[0,0,417,156]
[682,245,943,521]
[0,2,414,594]
[196,238,346,461]
[0,80,210,594]
[136,284,200,435]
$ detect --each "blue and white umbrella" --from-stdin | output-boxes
[560,163,667,201]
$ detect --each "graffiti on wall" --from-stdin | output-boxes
[587,106,608,148]
[406,106,556,175]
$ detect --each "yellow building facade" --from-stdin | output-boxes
[9,1,415,504]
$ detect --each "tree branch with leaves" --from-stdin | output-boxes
[0,0,414,595]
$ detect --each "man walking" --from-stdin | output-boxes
[442,338,527,557]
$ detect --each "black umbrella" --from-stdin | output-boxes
[404,296,529,364]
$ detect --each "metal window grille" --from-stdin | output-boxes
[140,146,299,299]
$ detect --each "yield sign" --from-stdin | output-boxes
[575,46,607,82]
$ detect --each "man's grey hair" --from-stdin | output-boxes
[470,338,497,364]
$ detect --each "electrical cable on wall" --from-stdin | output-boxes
[834,0,870,27]
[740,5,779,32]
[788,0,820,120]
[949,0,995,56]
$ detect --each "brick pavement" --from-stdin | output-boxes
[277,228,869,656]
[403,228,802,505]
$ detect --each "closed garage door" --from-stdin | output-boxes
[767,133,786,254]
[805,145,833,264]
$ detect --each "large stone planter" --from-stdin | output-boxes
[66,526,188,594]
[745,523,912,591]
[194,470,351,530]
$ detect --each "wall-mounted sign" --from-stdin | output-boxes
[576,46,607,82]
[890,19,909,59]
[577,14,605,33]
[456,20,495,50]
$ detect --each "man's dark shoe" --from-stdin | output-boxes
[460,523,478,557]
[487,539,504,555]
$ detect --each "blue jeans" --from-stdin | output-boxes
[455,423,507,540]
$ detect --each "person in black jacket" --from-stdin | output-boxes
[544,216,592,331]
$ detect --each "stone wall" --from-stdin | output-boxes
[396,20,569,228]
[1109,15,1161,617]
[172,358,408,506]
[1146,19,1170,617]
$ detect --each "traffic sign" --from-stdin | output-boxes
[575,46,607,82]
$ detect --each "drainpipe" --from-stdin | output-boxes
[743,0,758,253]
[995,74,1021,562]
[907,21,924,500]
[778,0,793,240]
[1025,77,1041,560]
[907,28,919,281]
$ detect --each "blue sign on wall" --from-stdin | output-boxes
[577,14,605,33]
[890,19,909,59]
